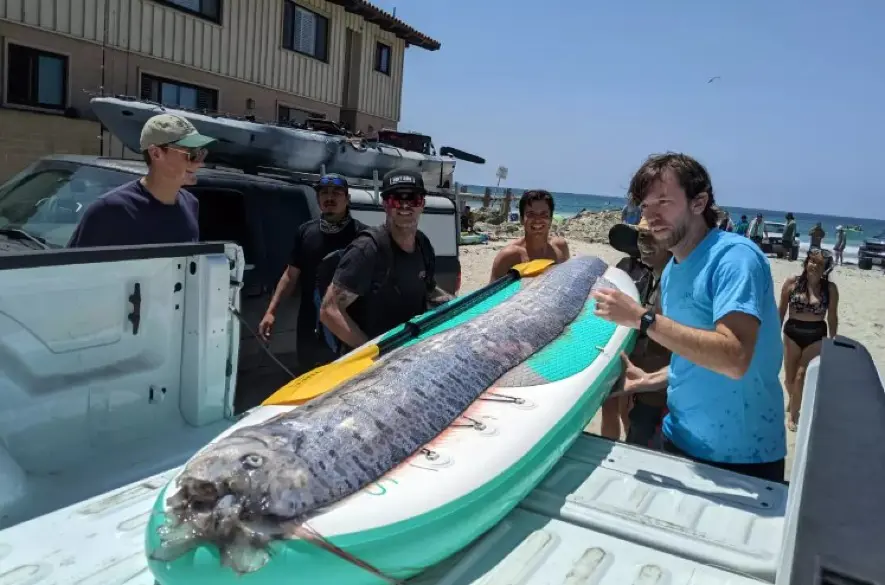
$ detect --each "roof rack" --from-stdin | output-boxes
[201,163,457,203]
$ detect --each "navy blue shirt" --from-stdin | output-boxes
[67,179,199,247]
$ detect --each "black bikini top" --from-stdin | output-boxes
[789,277,828,316]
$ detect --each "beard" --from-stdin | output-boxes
[658,219,689,251]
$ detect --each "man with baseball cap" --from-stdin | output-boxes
[319,168,454,352]
[258,173,367,372]
[68,113,216,247]
[600,216,673,447]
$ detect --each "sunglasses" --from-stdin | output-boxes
[318,175,348,188]
[383,190,425,208]
[163,146,207,163]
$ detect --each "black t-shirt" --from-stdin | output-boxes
[333,229,436,341]
[67,179,199,247]
[289,218,367,341]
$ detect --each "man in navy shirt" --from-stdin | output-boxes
[67,113,216,247]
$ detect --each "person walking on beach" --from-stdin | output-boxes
[718,210,734,232]
[747,213,764,247]
[778,249,839,432]
[808,222,826,249]
[488,189,570,282]
[734,214,749,237]
[592,152,787,482]
[68,113,215,247]
[320,169,454,353]
[257,174,367,372]
[782,213,799,261]
[833,225,847,265]
[621,199,641,225]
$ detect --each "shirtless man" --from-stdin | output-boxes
[488,189,570,282]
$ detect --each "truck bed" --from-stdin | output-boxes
[0,434,786,585]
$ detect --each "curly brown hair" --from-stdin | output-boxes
[628,152,718,228]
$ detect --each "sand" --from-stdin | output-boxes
[457,218,885,477]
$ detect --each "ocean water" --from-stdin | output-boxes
[462,185,883,252]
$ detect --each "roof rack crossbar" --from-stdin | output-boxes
[199,162,456,200]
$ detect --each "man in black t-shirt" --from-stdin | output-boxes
[258,174,366,371]
[68,113,216,247]
[319,169,454,352]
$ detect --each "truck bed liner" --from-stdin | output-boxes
[0,434,786,585]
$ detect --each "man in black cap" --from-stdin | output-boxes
[319,169,454,352]
[258,173,366,372]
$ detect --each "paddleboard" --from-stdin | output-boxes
[459,232,489,245]
[145,257,638,585]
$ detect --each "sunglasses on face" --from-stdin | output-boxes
[383,190,425,208]
[163,146,207,163]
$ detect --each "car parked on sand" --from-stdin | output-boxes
[858,229,885,270]
[759,220,791,257]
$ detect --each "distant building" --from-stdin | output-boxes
[0,0,439,181]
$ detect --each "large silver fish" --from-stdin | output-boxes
[151,255,610,574]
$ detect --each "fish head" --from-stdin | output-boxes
[154,430,314,574]
[176,430,312,519]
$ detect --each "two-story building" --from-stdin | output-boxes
[0,0,439,181]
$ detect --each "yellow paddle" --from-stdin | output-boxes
[262,258,556,407]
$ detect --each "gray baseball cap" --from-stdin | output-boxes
[139,113,216,151]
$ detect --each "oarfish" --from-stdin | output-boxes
[150,255,610,574]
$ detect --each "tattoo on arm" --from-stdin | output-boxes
[323,284,358,310]
[320,284,368,349]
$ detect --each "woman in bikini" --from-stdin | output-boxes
[778,248,840,431]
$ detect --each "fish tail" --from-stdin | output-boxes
[292,523,405,585]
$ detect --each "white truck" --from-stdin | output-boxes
[0,160,882,584]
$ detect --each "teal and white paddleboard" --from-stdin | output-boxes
[146,256,638,585]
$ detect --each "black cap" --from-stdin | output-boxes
[608,224,641,258]
[316,173,349,190]
[380,169,425,196]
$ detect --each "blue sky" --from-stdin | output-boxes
[372,0,884,219]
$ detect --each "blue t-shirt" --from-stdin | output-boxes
[660,229,786,464]
[67,179,199,247]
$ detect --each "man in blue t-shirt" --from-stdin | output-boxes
[68,113,216,248]
[593,153,786,482]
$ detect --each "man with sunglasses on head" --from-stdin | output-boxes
[68,114,215,248]
[257,173,366,371]
[319,169,454,352]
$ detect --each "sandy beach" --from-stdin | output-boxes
[457,212,885,477]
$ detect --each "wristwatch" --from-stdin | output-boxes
[639,310,656,335]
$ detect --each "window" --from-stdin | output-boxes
[374,42,391,75]
[156,0,221,22]
[141,73,218,111]
[282,2,328,61]
[5,43,68,110]
[0,163,135,248]
[278,105,325,125]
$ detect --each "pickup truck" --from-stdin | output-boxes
[0,155,463,415]
[0,156,462,529]
[1,158,882,584]
[2,339,883,585]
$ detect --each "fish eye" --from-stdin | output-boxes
[242,454,264,469]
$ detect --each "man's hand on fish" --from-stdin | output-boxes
[592,287,646,329]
